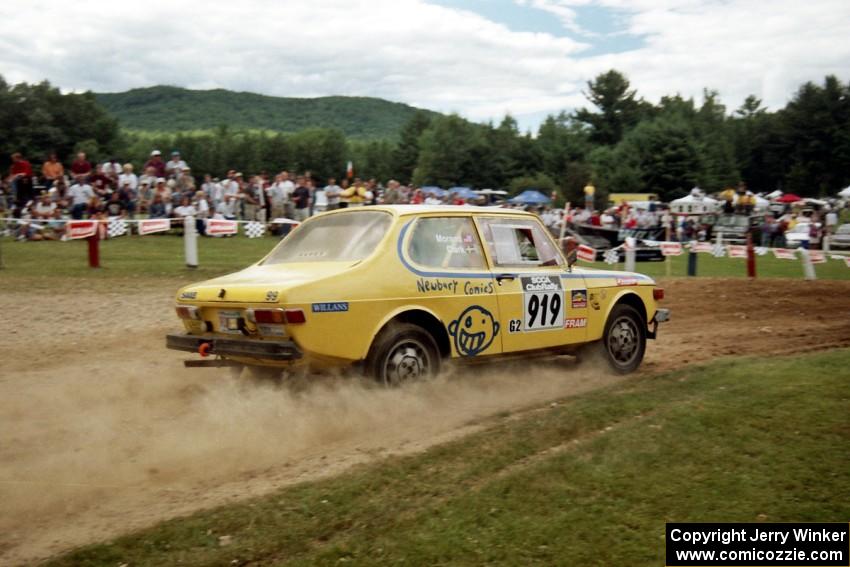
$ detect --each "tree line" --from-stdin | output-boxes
[2,71,848,204]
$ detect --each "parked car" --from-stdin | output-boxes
[829,224,850,249]
[166,206,669,383]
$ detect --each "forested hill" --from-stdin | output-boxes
[95,86,440,138]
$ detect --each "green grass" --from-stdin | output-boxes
[47,349,850,566]
[1,235,848,283]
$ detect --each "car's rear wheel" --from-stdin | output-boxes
[601,304,646,374]
[366,323,440,386]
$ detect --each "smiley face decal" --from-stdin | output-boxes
[448,305,500,357]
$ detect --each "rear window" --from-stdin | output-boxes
[407,217,486,269]
[263,211,391,264]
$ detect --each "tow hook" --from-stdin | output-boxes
[198,342,212,357]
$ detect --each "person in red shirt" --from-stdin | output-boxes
[70,151,92,178]
[8,152,35,217]
[144,150,167,178]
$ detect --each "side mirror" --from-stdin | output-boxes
[561,237,578,271]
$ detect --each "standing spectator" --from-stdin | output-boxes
[102,157,122,181]
[7,152,34,217]
[165,151,188,178]
[144,150,166,178]
[41,153,64,188]
[291,176,311,221]
[241,177,260,221]
[382,180,401,204]
[201,174,218,201]
[324,177,342,211]
[69,176,95,219]
[268,174,288,220]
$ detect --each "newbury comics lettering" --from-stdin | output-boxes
[416,278,495,296]
[464,281,494,295]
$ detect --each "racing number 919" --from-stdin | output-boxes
[521,276,565,331]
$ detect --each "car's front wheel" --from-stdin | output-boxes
[601,304,646,374]
[366,323,440,386]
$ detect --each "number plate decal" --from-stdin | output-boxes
[520,276,564,331]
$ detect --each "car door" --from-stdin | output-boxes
[476,215,588,353]
[402,214,503,358]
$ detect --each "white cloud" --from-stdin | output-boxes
[0,0,848,130]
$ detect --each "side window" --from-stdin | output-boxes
[479,217,564,268]
[407,217,486,269]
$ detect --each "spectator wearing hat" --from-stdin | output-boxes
[176,166,195,193]
[144,150,166,178]
[165,151,188,179]
[70,152,93,179]
[41,153,64,188]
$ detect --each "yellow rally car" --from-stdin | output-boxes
[166,206,670,384]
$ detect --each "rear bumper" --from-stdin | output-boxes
[165,333,303,361]
[647,308,670,340]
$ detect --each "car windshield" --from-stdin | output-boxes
[263,211,391,264]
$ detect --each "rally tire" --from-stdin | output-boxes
[366,323,441,387]
[600,304,646,374]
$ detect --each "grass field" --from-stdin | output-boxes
[1,235,848,283]
[47,349,850,566]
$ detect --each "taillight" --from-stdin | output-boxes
[653,288,664,301]
[284,309,306,324]
[175,305,201,319]
[254,308,286,324]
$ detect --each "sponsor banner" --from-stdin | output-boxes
[772,248,797,260]
[206,218,238,236]
[138,218,171,235]
[577,244,596,262]
[690,241,715,253]
[845,257,850,268]
[66,220,97,240]
[808,250,827,264]
[661,242,683,256]
[727,245,747,258]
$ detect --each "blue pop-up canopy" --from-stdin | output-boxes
[508,189,551,205]
[421,186,446,196]
[448,186,479,200]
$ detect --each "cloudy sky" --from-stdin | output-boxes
[1,0,848,131]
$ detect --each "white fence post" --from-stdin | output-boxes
[798,248,816,280]
[624,237,636,272]
[184,215,198,268]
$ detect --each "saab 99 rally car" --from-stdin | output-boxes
[166,205,669,385]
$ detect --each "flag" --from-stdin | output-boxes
[660,242,683,256]
[603,248,620,265]
[138,218,171,235]
[107,218,128,238]
[244,221,266,238]
[577,244,596,262]
[346,161,353,179]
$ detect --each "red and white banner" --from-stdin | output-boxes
[205,219,238,236]
[66,220,98,240]
[772,248,797,260]
[577,244,596,262]
[845,257,850,268]
[808,250,827,264]
[727,245,747,258]
[138,218,171,235]
[690,241,714,253]
[661,242,683,256]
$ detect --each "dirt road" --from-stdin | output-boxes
[1,277,849,564]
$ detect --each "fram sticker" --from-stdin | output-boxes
[571,289,587,309]
[564,317,587,329]
[311,302,349,313]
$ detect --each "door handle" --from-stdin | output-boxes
[496,273,517,284]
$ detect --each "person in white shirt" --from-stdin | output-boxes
[164,151,189,178]
[118,163,138,191]
[69,178,95,219]
[173,196,197,219]
[215,194,237,220]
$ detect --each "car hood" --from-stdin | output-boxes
[178,261,359,303]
